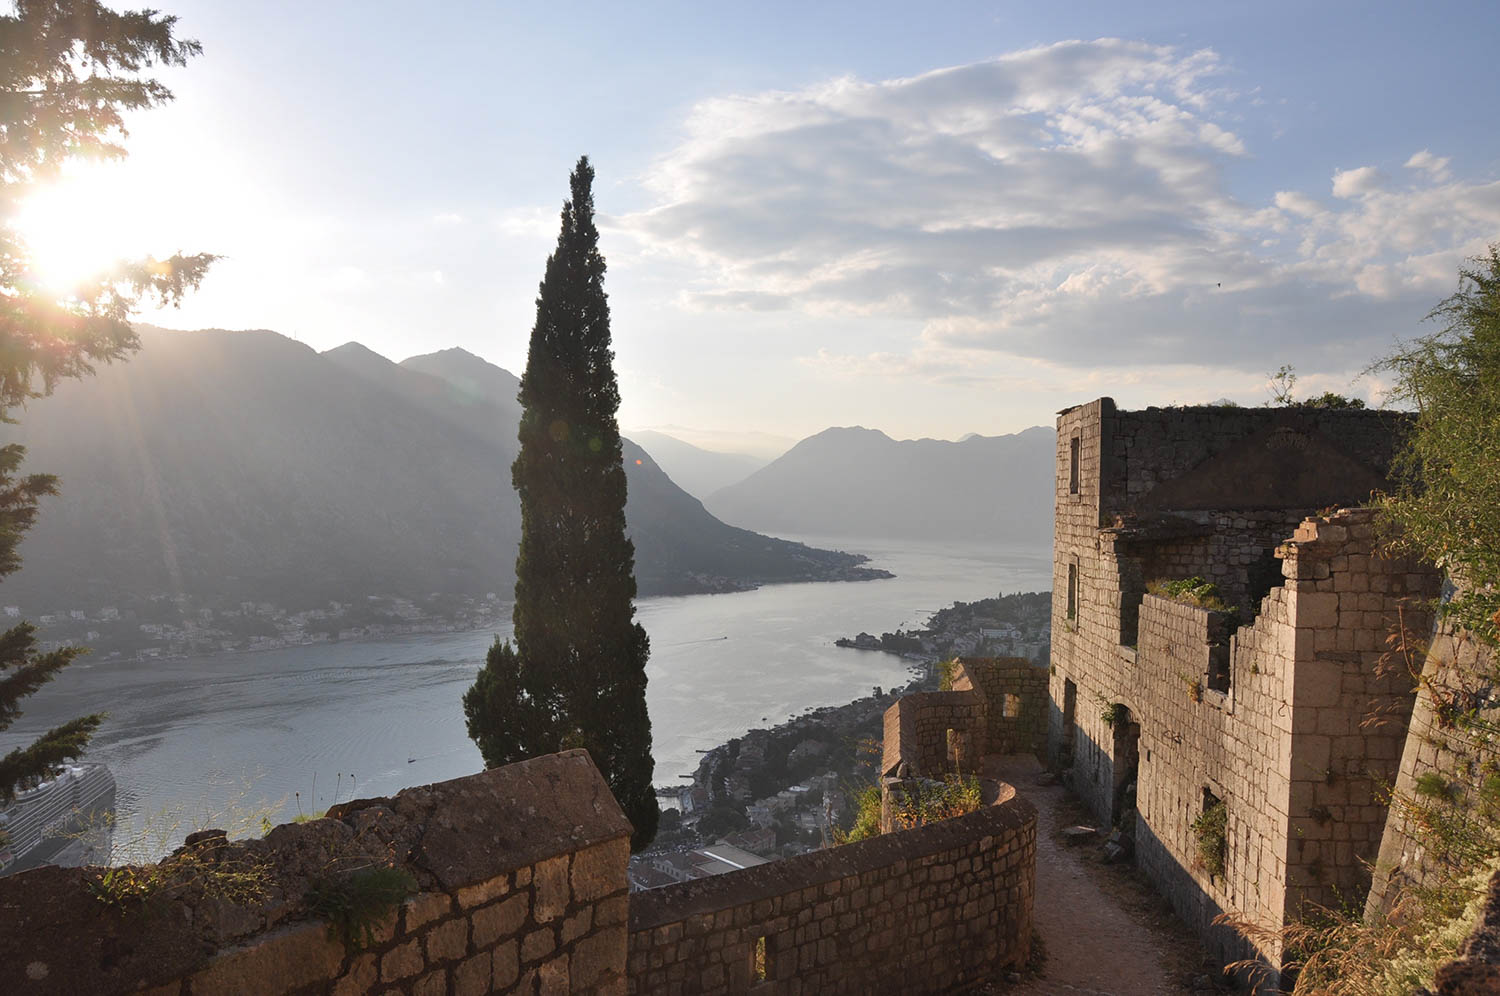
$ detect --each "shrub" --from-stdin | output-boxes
[1149,576,1233,613]
[306,865,417,950]
[1192,800,1227,877]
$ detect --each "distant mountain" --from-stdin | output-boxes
[1,328,888,616]
[705,425,1055,544]
[627,430,767,500]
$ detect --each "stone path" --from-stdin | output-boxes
[986,756,1202,996]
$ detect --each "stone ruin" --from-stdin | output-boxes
[0,743,1037,995]
[1047,397,1450,986]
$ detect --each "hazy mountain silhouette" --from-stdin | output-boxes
[705,425,1055,543]
[627,429,766,500]
[1,328,885,613]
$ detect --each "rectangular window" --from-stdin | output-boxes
[1067,562,1078,621]
[1002,693,1021,718]
[752,935,768,984]
[1207,643,1231,694]
[1069,435,1081,494]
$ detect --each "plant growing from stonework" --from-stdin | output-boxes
[835,783,883,844]
[0,0,214,802]
[1191,800,1227,878]
[306,864,417,951]
[462,157,657,851]
[937,658,959,691]
[886,773,983,831]
[1148,576,1233,613]
[1097,696,1127,729]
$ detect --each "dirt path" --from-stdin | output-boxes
[986,756,1206,996]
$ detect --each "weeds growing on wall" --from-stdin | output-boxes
[1220,858,1496,996]
[1097,697,1128,728]
[1148,577,1235,614]
[836,783,884,844]
[87,837,272,913]
[307,864,418,950]
[887,773,984,832]
[1191,800,1227,878]
[937,658,959,691]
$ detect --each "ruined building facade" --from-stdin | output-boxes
[1047,398,1439,980]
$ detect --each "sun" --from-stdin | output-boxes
[11,162,152,294]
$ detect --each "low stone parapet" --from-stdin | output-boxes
[0,749,632,995]
[626,787,1036,995]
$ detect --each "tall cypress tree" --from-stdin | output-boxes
[464,157,658,849]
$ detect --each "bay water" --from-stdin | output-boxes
[2,537,1049,861]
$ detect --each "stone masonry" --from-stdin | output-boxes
[1047,398,1437,986]
[0,750,632,996]
[882,657,1048,781]
[3,737,1041,996]
[626,785,1036,994]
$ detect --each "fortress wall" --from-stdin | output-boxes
[1132,509,1435,984]
[0,750,632,996]
[1368,615,1500,914]
[950,657,1049,756]
[881,689,984,778]
[626,789,1036,995]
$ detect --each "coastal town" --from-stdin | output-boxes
[15,592,508,661]
[628,590,1052,890]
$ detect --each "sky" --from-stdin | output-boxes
[19,0,1500,453]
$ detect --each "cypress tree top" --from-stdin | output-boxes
[465,157,658,849]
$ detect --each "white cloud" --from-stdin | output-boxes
[1405,149,1452,182]
[620,39,1500,376]
[1331,166,1384,198]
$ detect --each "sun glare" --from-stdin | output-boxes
[12,163,153,294]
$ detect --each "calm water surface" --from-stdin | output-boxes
[2,537,1048,860]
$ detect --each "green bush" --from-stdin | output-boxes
[1149,576,1233,612]
[1192,800,1227,877]
[307,865,417,950]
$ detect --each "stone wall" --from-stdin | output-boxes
[1128,510,1435,983]
[882,689,985,778]
[951,657,1049,756]
[0,750,632,996]
[626,788,1037,995]
[881,659,1047,781]
[1368,615,1500,914]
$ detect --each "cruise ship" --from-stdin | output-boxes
[0,763,116,876]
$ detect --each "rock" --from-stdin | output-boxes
[1102,841,1127,864]
[1006,971,1022,983]
[1061,825,1097,845]
[1035,771,1058,786]
[1192,974,1215,991]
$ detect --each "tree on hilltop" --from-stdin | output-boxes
[464,157,657,850]
[0,0,213,801]
[1376,244,1500,645]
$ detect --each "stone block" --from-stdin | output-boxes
[539,953,570,996]
[456,873,510,910]
[425,915,469,962]
[331,953,377,996]
[1294,591,1339,629]
[454,952,492,996]
[572,837,628,904]
[381,937,424,982]
[561,908,593,946]
[413,968,448,996]
[522,926,556,963]
[492,939,520,990]
[189,922,345,995]
[534,854,570,923]
[473,893,529,949]
[403,891,454,934]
